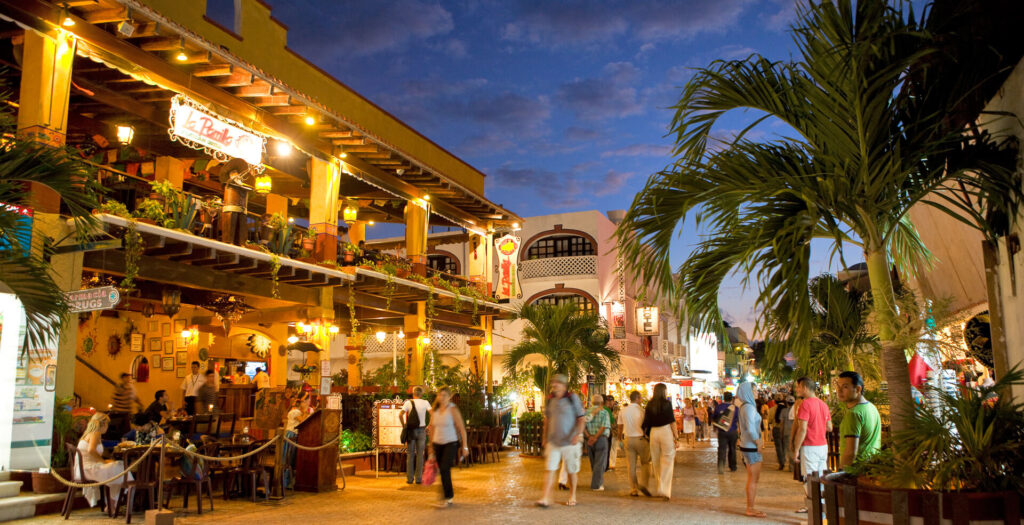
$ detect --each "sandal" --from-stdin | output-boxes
[566,500,577,507]
[746,510,767,518]
[535,501,550,508]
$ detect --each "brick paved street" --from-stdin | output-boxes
[22,440,806,525]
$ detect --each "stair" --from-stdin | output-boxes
[0,473,66,523]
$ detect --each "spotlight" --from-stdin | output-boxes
[175,38,188,61]
[61,4,75,27]
[397,330,404,339]
[338,152,348,158]
[304,115,315,126]
[274,140,292,156]
[375,331,386,343]
[287,335,299,344]
[423,194,430,201]
[368,220,375,226]
[421,336,431,346]
[512,222,520,230]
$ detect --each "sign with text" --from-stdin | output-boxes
[170,96,264,167]
[494,234,521,300]
[65,286,120,313]
[636,306,659,336]
[372,399,406,450]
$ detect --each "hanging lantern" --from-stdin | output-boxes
[253,173,272,194]
[115,124,135,145]
[375,331,386,343]
[342,206,357,222]
[161,288,181,319]
[141,303,155,318]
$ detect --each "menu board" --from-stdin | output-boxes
[373,399,406,450]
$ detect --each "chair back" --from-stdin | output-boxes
[193,414,215,436]
[194,442,219,481]
[67,442,87,481]
[215,413,236,438]
[242,440,269,471]
[122,447,156,485]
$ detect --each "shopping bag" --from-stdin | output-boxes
[423,458,438,486]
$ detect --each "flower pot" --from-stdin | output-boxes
[396,268,410,279]
[302,237,315,251]
[31,468,70,494]
[343,251,355,263]
[135,218,156,225]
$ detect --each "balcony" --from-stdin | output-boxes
[519,255,598,282]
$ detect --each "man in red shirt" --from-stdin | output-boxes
[791,377,832,514]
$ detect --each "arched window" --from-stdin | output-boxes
[526,235,594,260]
[531,292,596,314]
[427,254,458,275]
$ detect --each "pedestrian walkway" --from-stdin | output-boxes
[18,440,804,524]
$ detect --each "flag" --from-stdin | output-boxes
[908,352,932,388]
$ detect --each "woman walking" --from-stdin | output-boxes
[737,382,766,518]
[681,398,696,446]
[642,383,677,501]
[428,386,469,508]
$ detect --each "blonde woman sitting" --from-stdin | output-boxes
[75,413,132,508]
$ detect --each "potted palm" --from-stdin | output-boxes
[31,398,76,493]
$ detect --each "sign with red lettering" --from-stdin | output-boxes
[169,96,265,167]
[494,234,521,300]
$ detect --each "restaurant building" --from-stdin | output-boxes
[0,0,519,472]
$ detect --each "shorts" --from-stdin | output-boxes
[545,442,582,474]
[801,445,828,477]
[741,450,763,465]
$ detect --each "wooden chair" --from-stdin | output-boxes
[486,427,501,463]
[469,428,488,464]
[224,440,270,502]
[189,414,215,441]
[113,448,158,523]
[62,443,112,519]
[163,442,217,514]
[214,413,236,440]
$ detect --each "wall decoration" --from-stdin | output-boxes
[173,319,186,333]
[161,323,171,337]
[175,352,187,366]
[161,357,174,371]
[107,334,122,357]
[163,340,173,354]
[176,336,186,349]
[148,321,158,333]
[149,338,161,351]
[130,333,143,352]
[246,334,272,358]
[176,367,186,378]
[131,356,149,383]
[494,234,522,300]
[151,353,161,367]
[198,347,209,361]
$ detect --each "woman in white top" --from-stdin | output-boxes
[681,398,696,446]
[75,413,131,508]
[427,386,468,508]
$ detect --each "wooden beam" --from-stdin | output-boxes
[339,145,380,153]
[253,95,292,107]
[268,105,308,116]
[139,37,181,52]
[192,64,233,77]
[235,83,272,97]
[213,71,255,88]
[83,7,126,24]
[319,130,359,139]
[72,77,162,126]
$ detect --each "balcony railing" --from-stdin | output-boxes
[519,255,597,281]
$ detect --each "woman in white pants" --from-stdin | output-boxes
[642,383,678,501]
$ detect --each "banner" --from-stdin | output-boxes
[170,95,265,168]
[494,234,522,300]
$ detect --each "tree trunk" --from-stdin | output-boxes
[864,248,913,437]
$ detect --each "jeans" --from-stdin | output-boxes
[184,396,197,416]
[283,430,298,489]
[717,429,738,471]
[773,425,787,466]
[433,441,459,500]
[586,435,609,489]
[406,428,426,483]
[624,436,650,492]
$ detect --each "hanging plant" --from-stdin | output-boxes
[270,254,281,298]
[425,282,436,335]
[384,272,396,311]
[472,297,480,324]
[347,283,360,337]
[120,221,144,293]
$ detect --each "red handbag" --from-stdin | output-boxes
[423,458,438,486]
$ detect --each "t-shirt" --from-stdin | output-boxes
[142,401,167,424]
[797,397,832,447]
[839,401,881,462]
[181,373,204,397]
[233,373,250,384]
[620,403,645,437]
[111,384,137,413]
[402,398,430,428]
[286,408,303,431]
[545,393,585,446]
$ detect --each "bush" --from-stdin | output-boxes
[339,429,373,454]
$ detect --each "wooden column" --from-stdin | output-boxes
[483,316,494,395]
[467,338,483,379]
[309,158,341,262]
[405,302,426,385]
[265,193,289,218]
[405,201,428,276]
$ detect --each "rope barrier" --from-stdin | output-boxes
[168,435,281,462]
[280,434,341,451]
[46,440,159,488]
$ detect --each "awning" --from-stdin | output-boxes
[615,354,672,382]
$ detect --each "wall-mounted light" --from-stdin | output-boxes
[61,4,75,27]
[274,140,292,156]
[328,325,340,334]
[367,220,375,226]
[342,206,357,222]
[421,336,431,346]
[396,330,404,339]
[483,344,492,352]
[375,331,387,344]
[304,115,316,126]
[338,152,348,159]
[175,37,188,62]
[254,174,272,194]
[512,222,520,230]
[116,124,135,145]
[423,194,430,201]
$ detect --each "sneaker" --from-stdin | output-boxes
[795,508,808,514]
[434,500,453,509]
[593,486,605,492]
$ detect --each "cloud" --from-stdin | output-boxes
[272,0,454,59]
[600,143,672,158]
[488,163,633,208]
[441,92,551,129]
[557,61,644,120]
[564,126,603,142]
[763,0,799,31]
[502,0,755,48]
[717,44,757,60]
[440,39,468,58]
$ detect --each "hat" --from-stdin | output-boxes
[550,373,569,385]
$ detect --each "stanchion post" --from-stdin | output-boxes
[145,436,174,525]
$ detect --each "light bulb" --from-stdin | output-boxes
[304,115,315,126]
[176,49,188,61]
[287,335,299,344]
[275,140,292,156]
[181,329,191,338]
[328,325,340,334]
[397,330,404,339]
[375,331,386,343]
[421,336,430,346]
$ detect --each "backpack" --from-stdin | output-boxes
[712,405,736,432]
[400,400,422,444]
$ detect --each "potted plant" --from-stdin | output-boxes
[132,198,165,225]
[341,242,361,264]
[96,199,130,218]
[301,228,316,252]
[31,398,76,493]
[150,180,198,232]
[263,213,294,255]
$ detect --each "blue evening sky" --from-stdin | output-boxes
[256,0,860,337]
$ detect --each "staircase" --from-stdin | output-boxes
[0,472,67,522]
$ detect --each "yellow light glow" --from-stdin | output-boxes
[302,324,313,334]
[483,344,491,352]
[176,49,188,61]
[421,336,431,346]
[180,329,192,338]
[342,206,357,222]
[328,325,340,334]
[375,331,386,343]
[338,152,348,158]
[423,194,430,201]
[275,141,292,156]
[254,174,272,194]
[368,220,375,226]
[397,330,404,339]
[288,217,294,223]
[61,5,75,27]
[304,115,315,126]
[287,335,299,344]
[296,322,305,331]
[512,222,520,229]
[115,124,134,145]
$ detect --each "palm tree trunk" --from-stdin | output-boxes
[864,247,913,437]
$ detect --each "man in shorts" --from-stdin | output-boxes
[792,376,832,514]
[537,374,585,508]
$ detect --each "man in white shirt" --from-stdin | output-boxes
[400,387,431,484]
[621,391,651,497]
[253,367,271,390]
[179,361,204,416]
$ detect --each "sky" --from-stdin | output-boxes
[247,0,856,337]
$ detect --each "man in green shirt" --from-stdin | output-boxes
[837,371,881,467]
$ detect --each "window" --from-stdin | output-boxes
[526,235,594,260]
[531,293,595,314]
[206,0,239,34]
[427,254,458,275]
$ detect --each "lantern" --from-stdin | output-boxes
[254,174,272,194]
[116,124,134,145]
[161,288,181,319]
[342,206,357,222]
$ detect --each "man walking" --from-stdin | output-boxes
[584,393,610,491]
[836,371,881,468]
[537,374,585,508]
[109,372,143,437]
[180,361,204,416]
[620,391,651,497]
[792,377,832,514]
[400,386,431,484]
[712,392,739,473]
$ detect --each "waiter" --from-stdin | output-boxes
[180,361,204,416]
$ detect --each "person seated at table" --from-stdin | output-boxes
[196,370,219,414]
[76,413,132,508]
[143,390,171,426]
[232,366,250,384]
[122,413,164,445]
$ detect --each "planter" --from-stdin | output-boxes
[134,218,157,225]
[396,268,410,279]
[338,452,375,473]
[343,251,355,263]
[31,468,70,494]
[302,237,316,251]
[813,474,1024,525]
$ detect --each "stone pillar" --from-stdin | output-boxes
[405,201,428,276]
[309,157,341,262]
[405,302,426,385]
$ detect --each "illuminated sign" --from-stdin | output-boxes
[636,306,659,336]
[609,301,626,339]
[494,234,521,300]
[169,95,265,168]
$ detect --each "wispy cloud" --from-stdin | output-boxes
[558,61,644,120]
[488,163,634,208]
[600,143,672,158]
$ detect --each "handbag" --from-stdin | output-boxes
[422,457,438,485]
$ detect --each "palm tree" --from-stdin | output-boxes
[503,302,619,398]
[614,1,1021,434]
[0,100,100,354]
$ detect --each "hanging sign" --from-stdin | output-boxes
[169,95,265,168]
[65,286,120,313]
[636,306,659,336]
[608,302,626,339]
[494,234,522,300]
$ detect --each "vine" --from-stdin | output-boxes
[120,220,144,293]
[384,272,396,311]
[270,254,281,298]
[347,283,360,337]
[425,282,436,336]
